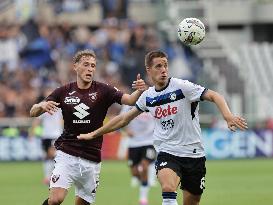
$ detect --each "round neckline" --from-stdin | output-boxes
[74,81,93,93]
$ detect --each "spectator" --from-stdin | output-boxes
[101,0,128,19]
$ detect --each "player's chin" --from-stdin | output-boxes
[159,76,168,82]
[83,77,92,83]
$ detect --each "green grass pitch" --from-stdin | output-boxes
[0,159,273,205]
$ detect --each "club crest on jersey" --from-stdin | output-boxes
[89,92,97,102]
[64,96,80,104]
[170,93,176,101]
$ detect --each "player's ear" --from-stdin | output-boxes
[73,63,77,71]
[147,66,153,76]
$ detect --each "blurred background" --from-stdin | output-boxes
[0,0,273,205]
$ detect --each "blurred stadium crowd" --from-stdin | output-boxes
[1,0,273,135]
[0,1,201,119]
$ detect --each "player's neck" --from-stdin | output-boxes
[155,79,169,91]
[155,84,164,90]
[76,80,92,89]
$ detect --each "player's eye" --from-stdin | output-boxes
[155,64,161,69]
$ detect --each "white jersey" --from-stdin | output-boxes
[120,105,154,148]
[136,78,207,158]
[39,109,63,139]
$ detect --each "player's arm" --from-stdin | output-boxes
[78,107,142,140]
[202,89,248,131]
[122,127,134,138]
[121,90,144,106]
[121,74,146,105]
[30,101,59,117]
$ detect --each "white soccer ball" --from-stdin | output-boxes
[177,18,205,46]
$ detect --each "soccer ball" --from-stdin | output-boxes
[177,18,205,46]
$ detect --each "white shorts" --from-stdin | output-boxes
[50,150,101,203]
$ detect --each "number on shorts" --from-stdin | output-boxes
[200,177,205,189]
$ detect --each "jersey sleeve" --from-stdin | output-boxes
[45,87,62,104]
[106,85,124,105]
[135,91,148,112]
[179,80,207,102]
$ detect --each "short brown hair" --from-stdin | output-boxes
[145,50,168,68]
[73,49,96,64]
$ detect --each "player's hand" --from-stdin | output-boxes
[40,101,59,115]
[225,115,248,132]
[77,132,95,140]
[132,74,146,91]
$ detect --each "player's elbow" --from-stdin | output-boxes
[205,90,223,102]
[29,109,36,117]
[121,94,136,106]
[125,98,135,106]
[212,92,225,103]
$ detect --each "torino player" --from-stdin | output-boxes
[30,49,146,205]
[78,50,248,205]
[120,105,156,205]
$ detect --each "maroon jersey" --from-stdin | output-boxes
[46,81,123,162]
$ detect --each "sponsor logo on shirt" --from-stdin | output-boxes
[154,105,178,119]
[64,96,80,104]
[73,103,90,119]
[73,119,90,123]
[161,119,175,130]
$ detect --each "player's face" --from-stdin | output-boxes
[74,55,96,84]
[147,57,169,88]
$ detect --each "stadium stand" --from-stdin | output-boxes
[238,43,273,120]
